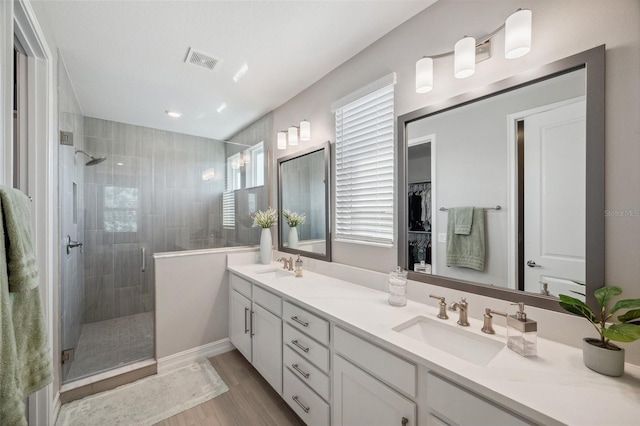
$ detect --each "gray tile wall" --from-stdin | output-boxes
[83,117,234,322]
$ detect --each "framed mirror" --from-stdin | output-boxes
[278,142,331,261]
[397,46,604,311]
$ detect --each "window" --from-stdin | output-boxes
[334,74,395,245]
[223,153,242,229]
[245,141,265,188]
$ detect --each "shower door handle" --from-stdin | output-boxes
[66,235,83,255]
[141,247,146,272]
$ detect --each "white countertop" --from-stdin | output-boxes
[227,262,640,426]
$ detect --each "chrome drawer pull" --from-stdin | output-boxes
[291,316,309,327]
[250,310,255,337]
[292,363,310,379]
[291,339,310,353]
[244,307,249,334]
[292,396,310,413]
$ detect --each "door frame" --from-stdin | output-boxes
[506,96,586,292]
[2,0,58,423]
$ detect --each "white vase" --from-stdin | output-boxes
[582,337,625,377]
[288,226,299,249]
[260,228,272,265]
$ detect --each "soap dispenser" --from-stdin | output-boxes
[294,255,303,278]
[507,302,537,357]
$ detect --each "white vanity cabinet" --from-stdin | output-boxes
[332,327,417,426]
[229,273,283,394]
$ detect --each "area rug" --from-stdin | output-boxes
[56,360,229,426]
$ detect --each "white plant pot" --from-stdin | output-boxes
[260,228,272,265]
[582,338,625,377]
[288,226,299,249]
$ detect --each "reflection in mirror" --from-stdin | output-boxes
[278,142,331,261]
[398,46,604,311]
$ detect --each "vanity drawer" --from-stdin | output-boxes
[284,345,330,401]
[253,285,282,317]
[334,326,416,398]
[283,368,330,426]
[283,301,330,345]
[230,273,252,298]
[284,323,330,372]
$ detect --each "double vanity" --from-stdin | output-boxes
[227,260,640,426]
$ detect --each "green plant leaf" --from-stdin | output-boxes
[594,286,622,308]
[602,323,640,343]
[559,294,597,322]
[617,309,640,323]
[611,299,640,314]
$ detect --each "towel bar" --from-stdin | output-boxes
[439,205,501,211]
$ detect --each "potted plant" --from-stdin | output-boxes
[559,284,640,376]
[283,210,306,249]
[253,207,278,264]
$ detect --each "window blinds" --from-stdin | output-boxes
[335,83,394,245]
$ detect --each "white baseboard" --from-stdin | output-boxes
[157,338,234,374]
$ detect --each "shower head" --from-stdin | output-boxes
[75,150,107,166]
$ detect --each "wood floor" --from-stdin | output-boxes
[155,350,305,426]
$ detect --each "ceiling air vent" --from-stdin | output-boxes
[185,47,220,71]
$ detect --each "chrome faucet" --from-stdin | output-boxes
[448,297,470,326]
[277,256,294,271]
[481,308,507,334]
[429,295,449,320]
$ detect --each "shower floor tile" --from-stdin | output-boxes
[66,311,154,382]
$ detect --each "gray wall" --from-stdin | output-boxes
[58,55,85,380]
[270,0,640,302]
[83,117,226,322]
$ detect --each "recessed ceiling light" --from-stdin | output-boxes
[165,110,182,118]
[217,102,227,113]
[233,63,249,82]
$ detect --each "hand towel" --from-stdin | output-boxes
[446,207,486,271]
[454,206,474,235]
[0,186,53,426]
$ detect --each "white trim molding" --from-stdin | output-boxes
[157,338,235,374]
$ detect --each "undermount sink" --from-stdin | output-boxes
[255,268,294,279]
[393,316,505,366]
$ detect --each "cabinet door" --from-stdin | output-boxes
[230,290,252,362]
[333,355,416,426]
[252,303,283,394]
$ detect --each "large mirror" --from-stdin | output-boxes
[278,142,331,261]
[398,46,604,311]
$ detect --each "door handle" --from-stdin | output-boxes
[66,235,83,254]
[141,247,146,272]
[527,260,541,268]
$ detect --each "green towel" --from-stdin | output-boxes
[0,186,53,426]
[446,207,486,271]
[454,206,474,235]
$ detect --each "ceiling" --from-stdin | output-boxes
[34,0,436,141]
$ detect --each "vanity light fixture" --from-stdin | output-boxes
[416,57,434,93]
[165,110,182,118]
[415,9,532,92]
[216,102,227,113]
[454,36,476,79]
[277,131,287,150]
[288,126,299,146]
[299,120,311,141]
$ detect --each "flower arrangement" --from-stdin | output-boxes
[283,210,306,227]
[253,207,278,228]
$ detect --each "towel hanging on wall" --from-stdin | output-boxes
[446,207,486,271]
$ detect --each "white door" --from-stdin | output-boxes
[332,355,416,426]
[251,303,283,394]
[523,100,586,296]
[229,290,252,362]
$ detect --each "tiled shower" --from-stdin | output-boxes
[60,112,268,383]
